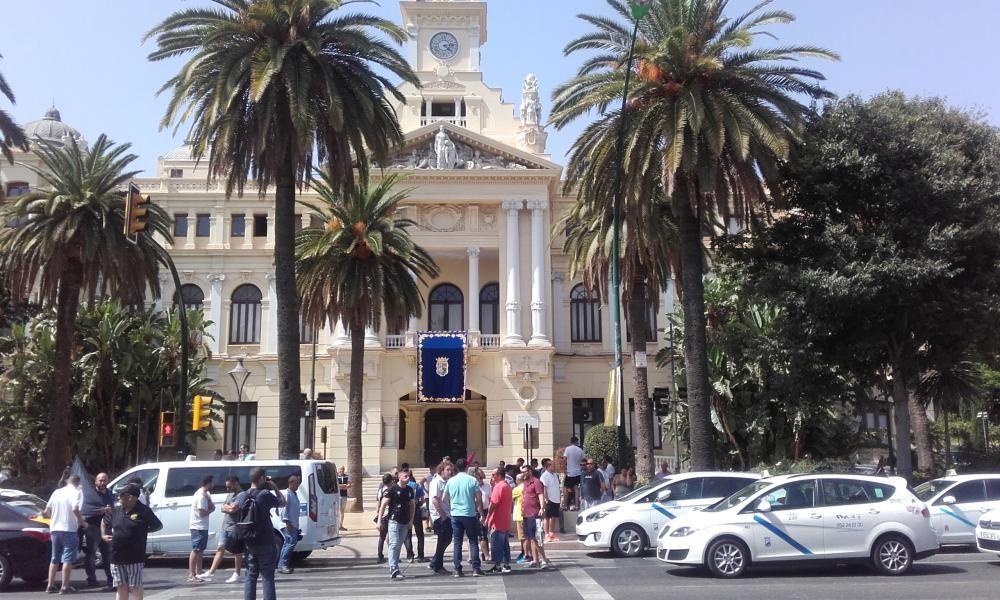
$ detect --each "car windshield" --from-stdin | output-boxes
[913,479,955,502]
[1,500,43,518]
[617,481,667,503]
[703,480,773,512]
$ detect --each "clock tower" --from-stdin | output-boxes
[401,0,488,76]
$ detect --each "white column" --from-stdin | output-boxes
[264,273,277,354]
[424,98,432,125]
[206,273,225,354]
[527,200,549,346]
[382,415,398,449]
[502,199,524,346]
[467,247,480,333]
[552,272,569,351]
[487,415,503,448]
[244,214,253,248]
[154,272,168,313]
[185,215,196,248]
[266,208,276,248]
[454,97,462,125]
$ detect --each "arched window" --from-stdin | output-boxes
[570,284,602,343]
[479,283,499,335]
[229,284,262,344]
[429,283,463,331]
[179,284,204,311]
[399,409,407,450]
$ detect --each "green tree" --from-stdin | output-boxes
[296,173,438,509]
[0,136,170,477]
[0,53,28,168]
[146,0,418,459]
[739,93,1000,478]
[550,0,836,470]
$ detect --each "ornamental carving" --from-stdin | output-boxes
[479,207,497,232]
[424,80,465,90]
[420,205,465,232]
[375,131,533,171]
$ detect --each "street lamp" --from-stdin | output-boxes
[977,411,990,451]
[228,356,251,452]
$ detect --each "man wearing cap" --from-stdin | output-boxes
[101,484,163,600]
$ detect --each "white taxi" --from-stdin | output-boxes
[575,471,759,557]
[913,474,1000,545]
[975,508,1000,556]
[656,473,938,577]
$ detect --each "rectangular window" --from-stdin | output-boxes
[4,182,30,197]
[627,398,663,449]
[223,402,258,453]
[169,168,184,178]
[231,214,246,237]
[173,213,188,237]
[164,464,301,498]
[572,398,605,443]
[195,214,211,237]
[626,304,659,343]
[253,214,268,237]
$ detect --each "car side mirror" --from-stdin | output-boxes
[657,489,672,501]
[756,500,772,512]
[941,495,956,505]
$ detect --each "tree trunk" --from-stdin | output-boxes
[274,160,302,459]
[909,388,933,473]
[891,360,913,480]
[47,264,82,478]
[627,280,654,481]
[347,325,365,512]
[943,409,952,471]
[676,194,715,471]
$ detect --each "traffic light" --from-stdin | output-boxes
[159,411,176,447]
[124,182,150,243]
[191,395,212,431]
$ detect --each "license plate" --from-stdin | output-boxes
[980,530,1000,541]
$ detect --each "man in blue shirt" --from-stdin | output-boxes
[402,467,426,561]
[443,458,484,577]
[277,474,301,574]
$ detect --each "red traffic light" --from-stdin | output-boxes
[163,423,174,436]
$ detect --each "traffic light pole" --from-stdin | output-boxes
[161,252,189,458]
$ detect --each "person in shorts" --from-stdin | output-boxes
[337,465,350,531]
[563,436,584,510]
[102,484,162,599]
[44,473,83,594]
[189,475,215,582]
[539,459,561,542]
[203,475,245,583]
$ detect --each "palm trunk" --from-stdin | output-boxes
[943,409,952,470]
[47,264,82,478]
[347,325,365,512]
[677,191,715,471]
[627,280,654,480]
[891,359,913,479]
[275,160,302,459]
[909,388,933,473]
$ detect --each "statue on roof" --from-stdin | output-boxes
[520,74,542,127]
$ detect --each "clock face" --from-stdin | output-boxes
[429,31,459,61]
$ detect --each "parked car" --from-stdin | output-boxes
[656,473,938,577]
[109,460,341,560]
[0,489,49,526]
[0,502,50,589]
[913,475,1000,546]
[575,471,760,557]
[976,508,1000,556]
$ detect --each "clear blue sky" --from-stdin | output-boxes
[1,0,997,176]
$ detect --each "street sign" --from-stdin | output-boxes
[517,415,540,430]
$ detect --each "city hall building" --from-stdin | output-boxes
[2,0,678,475]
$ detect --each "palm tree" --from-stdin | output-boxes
[557,156,677,479]
[0,136,171,477]
[1,53,29,169]
[296,173,438,510]
[146,0,418,459]
[551,0,837,470]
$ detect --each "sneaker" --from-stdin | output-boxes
[433,567,451,575]
[472,568,485,577]
[526,561,540,569]
[486,565,501,574]
[390,570,403,579]
[225,573,240,584]
[501,565,512,574]
[277,568,294,575]
[195,572,213,582]
[515,556,528,564]
[407,556,415,563]
[514,552,524,562]
[86,580,100,588]
[453,570,465,578]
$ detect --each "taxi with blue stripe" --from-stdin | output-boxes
[656,473,938,577]
[575,471,759,557]
[912,474,1000,546]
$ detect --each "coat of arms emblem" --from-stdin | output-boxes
[435,356,450,377]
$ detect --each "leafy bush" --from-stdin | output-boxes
[583,425,635,470]
[751,458,852,476]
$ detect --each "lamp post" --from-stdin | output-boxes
[978,411,990,451]
[228,356,251,451]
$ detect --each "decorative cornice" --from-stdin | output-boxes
[527,200,549,211]
[502,199,524,212]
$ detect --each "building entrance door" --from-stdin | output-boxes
[424,408,467,467]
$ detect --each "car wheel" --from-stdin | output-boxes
[0,553,13,589]
[705,537,750,578]
[870,534,913,575]
[611,524,647,557]
[291,551,312,563]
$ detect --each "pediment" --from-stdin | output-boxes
[372,121,559,172]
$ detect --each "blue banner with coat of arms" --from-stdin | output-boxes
[417,332,467,403]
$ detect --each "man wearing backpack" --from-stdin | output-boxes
[243,468,286,600]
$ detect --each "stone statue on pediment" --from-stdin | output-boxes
[434,125,452,169]
[520,74,542,127]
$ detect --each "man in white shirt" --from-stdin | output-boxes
[563,436,585,510]
[600,456,616,501]
[189,475,215,582]
[277,474,301,574]
[428,461,453,575]
[44,474,84,594]
[539,459,562,542]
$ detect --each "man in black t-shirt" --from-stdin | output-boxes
[101,484,163,599]
[579,460,608,511]
[376,471,414,579]
[337,465,350,531]
[244,468,286,600]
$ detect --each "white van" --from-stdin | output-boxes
[109,460,341,560]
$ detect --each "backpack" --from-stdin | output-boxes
[227,489,262,552]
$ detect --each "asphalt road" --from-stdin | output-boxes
[2,544,997,600]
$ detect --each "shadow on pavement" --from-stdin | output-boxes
[665,562,967,579]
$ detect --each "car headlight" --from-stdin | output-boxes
[585,507,619,522]
[669,526,697,537]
